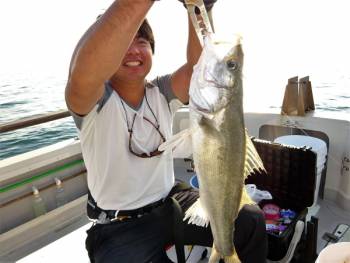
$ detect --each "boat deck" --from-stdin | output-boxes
[18,221,91,263]
[15,159,350,263]
[16,199,350,262]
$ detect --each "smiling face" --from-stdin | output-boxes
[114,36,153,82]
[111,19,155,85]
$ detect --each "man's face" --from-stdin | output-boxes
[115,37,153,82]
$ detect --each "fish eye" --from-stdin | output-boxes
[226,60,238,70]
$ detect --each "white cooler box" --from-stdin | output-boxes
[274,135,327,217]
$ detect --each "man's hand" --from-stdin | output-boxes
[177,0,217,12]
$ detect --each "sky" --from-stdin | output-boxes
[0,0,349,110]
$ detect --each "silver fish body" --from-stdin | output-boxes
[188,36,260,262]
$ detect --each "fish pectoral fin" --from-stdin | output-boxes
[183,198,209,227]
[244,131,266,178]
[158,128,193,152]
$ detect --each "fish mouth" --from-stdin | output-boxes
[189,83,219,114]
[189,79,232,115]
[189,97,212,114]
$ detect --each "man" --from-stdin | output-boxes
[65,0,267,262]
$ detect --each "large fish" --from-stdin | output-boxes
[160,35,265,263]
[185,36,265,263]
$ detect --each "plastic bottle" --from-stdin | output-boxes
[55,178,67,207]
[32,186,47,217]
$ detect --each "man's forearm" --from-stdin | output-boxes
[186,14,202,68]
[69,0,153,92]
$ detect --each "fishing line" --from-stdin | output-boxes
[278,113,342,168]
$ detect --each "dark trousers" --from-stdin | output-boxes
[86,185,267,263]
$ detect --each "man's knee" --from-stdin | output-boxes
[237,204,265,227]
[234,204,267,263]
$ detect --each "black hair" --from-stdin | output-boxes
[96,15,155,54]
[137,19,155,54]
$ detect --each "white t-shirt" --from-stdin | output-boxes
[72,75,183,210]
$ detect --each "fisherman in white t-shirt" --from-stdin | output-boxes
[65,1,267,262]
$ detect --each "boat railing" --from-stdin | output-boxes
[0,109,88,250]
[0,109,71,134]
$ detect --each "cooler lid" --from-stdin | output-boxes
[246,138,317,211]
[274,135,327,169]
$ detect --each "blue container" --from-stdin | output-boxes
[190,175,199,189]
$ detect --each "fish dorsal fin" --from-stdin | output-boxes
[244,130,266,178]
[158,128,193,152]
[183,198,210,227]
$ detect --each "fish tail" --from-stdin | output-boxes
[224,253,241,263]
[208,245,241,263]
[208,245,221,263]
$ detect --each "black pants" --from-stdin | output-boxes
[86,185,267,263]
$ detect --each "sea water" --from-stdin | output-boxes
[0,71,350,159]
[0,71,349,160]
